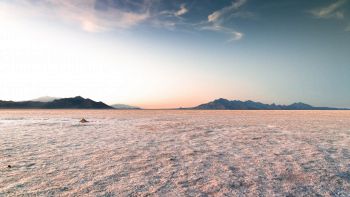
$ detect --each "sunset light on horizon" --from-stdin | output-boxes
[2,1,350,196]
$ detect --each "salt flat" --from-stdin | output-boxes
[1,110,350,196]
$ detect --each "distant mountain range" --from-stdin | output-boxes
[0,96,347,110]
[0,96,112,109]
[192,98,347,110]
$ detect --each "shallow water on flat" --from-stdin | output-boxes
[1,110,350,196]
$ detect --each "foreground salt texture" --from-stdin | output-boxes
[1,110,350,196]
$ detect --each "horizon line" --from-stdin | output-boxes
[0,96,348,110]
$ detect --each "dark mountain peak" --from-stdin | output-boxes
[294,102,310,105]
[70,96,85,100]
[46,96,111,109]
[289,102,313,108]
[213,98,229,103]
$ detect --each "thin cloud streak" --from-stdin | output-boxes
[310,0,347,19]
[200,24,244,41]
[154,3,188,30]
[208,0,247,23]
[228,31,244,41]
[204,0,248,41]
[309,0,350,32]
[175,4,188,17]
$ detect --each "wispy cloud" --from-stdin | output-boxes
[309,0,350,32]
[150,3,189,31]
[208,0,247,23]
[310,0,347,19]
[201,24,243,41]
[204,0,248,41]
[175,4,188,17]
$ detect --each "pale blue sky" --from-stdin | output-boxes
[0,0,349,108]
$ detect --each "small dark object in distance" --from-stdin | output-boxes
[80,118,89,123]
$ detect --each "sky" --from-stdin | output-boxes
[0,0,349,108]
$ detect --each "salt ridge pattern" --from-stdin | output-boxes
[1,110,350,196]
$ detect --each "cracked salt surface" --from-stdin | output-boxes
[1,110,350,196]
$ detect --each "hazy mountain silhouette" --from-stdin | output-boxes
[0,96,112,109]
[30,96,60,102]
[192,98,347,110]
[111,104,141,109]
